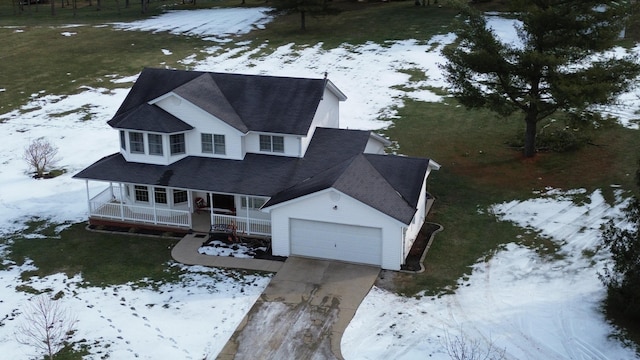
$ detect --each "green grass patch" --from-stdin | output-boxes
[383,98,640,295]
[6,222,182,287]
[236,1,459,51]
[0,23,210,113]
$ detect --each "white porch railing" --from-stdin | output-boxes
[212,213,271,237]
[89,187,190,228]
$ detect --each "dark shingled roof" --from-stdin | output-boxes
[74,153,300,197]
[73,126,433,224]
[107,104,193,133]
[113,68,337,135]
[74,69,435,224]
[172,74,247,133]
[263,154,429,224]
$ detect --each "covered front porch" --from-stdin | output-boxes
[83,181,272,237]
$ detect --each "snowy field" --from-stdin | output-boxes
[1,7,639,359]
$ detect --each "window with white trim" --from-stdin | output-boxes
[202,133,226,155]
[154,187,167,204]
[134,185,149,202]
[259,135,284,153]
[148,134,163,156]
[213,134,226,155]
[201,133,213,153]
[130,132,144,154]
[173,190,188,204]
[170,133,185,155]
[120,130,126,150]
[241,197,266,210]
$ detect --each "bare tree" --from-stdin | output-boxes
[443,328,506,360]
[15,295,77,359]
[23,138,60,178]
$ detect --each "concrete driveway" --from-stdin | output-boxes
[217,257,380,360]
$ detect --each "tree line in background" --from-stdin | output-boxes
[9,0,195,15]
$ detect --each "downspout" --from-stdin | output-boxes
[401,227,407,265]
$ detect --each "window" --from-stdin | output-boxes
[259,135,284,153]
[170,133,185,155]
[148,134,163,156]
[134,185,149,202]
[201,133,213,153]
[173,190,188,204]
[214,134,226,155]
[241,197,266,210]
[202,133,226,155]
[120,130,126,150]
[130,132,144,154]
[154,187,167,204]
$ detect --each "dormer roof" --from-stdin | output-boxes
[107,104,193,133]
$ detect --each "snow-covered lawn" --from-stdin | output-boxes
[0,7,638,359]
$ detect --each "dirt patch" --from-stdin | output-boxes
[401,222,442,272]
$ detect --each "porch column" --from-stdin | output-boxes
[151,186,158,224]
[109,182,114,199]
[245,195,250,235]
[208,192,214,230]
[119,184,125,221]
[187,190,193,228]
[84,180,91,216]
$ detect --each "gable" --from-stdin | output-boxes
[170,74,248,133]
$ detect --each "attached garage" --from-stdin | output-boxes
[290,219,383,266]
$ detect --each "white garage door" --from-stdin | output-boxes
[290,219,382,266]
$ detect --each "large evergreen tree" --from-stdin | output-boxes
[600,162,640,323]
[442,1,640,157]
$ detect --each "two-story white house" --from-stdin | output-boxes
[74,68,440,270]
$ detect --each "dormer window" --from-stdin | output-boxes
[170,133,185,155]
[120,130,126,150]
[130,132,144,154]
[148,134,163,156]
[260,135,284,153]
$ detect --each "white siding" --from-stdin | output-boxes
[301,89,341,156]
[155,95,244,160]
[244,132,302,157]
[403,174,428,259]
[364,137,387,154]
[268,189,406,270]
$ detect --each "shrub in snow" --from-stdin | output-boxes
[23,138,61,179]
[15,295,78,359]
